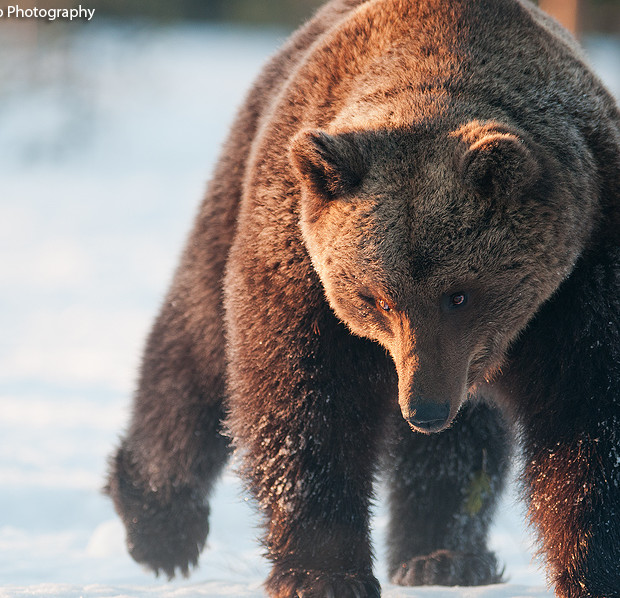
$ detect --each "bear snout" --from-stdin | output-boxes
[402,397,451,433]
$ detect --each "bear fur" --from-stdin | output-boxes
[106,0,620,596]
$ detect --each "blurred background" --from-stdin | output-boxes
[0,1,618,595]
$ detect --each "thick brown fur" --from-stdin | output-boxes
[106,0,620,596]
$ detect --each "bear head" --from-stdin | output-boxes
[290,119,593,434]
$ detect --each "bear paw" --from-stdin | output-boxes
[391,549,504,586]
[267,569,381,597]
[105,447,210,579]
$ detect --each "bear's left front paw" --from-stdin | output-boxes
[391,549,504,586]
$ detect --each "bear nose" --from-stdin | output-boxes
[407,398,450,433]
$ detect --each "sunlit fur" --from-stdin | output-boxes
[106,0,620,596]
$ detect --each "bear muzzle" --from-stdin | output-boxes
[390,325,468,434]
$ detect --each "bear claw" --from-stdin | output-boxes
[391,549,504,587]
[267,570,381,598]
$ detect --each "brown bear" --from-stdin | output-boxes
[105,0,620,596]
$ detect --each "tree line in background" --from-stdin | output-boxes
[106,0,620,33]
[5,0,620,30]
[90,0,325,25]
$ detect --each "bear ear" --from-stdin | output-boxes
[456,125,541,200]
[290,129,367,200]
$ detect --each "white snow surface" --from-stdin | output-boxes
[0,17,618,598]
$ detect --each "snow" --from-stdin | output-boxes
[1,18,618,598]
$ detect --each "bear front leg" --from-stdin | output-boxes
[106,294,230,578]
[225,305,391,597]
[240,366,385,598]
[386,401,510,587]
[500,247,620,597]
[258,419,382,598]
[521,421,620,597]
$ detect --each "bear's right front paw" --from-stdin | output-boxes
[266,569,381,597]
[391,549,504,587]
[105,447,210,578]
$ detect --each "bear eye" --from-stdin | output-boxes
[450,293,468,307]
[377,298,392,312]
[441,291,470,312]
[358,291,395,313]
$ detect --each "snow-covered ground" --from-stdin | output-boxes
[0,17,618,598]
